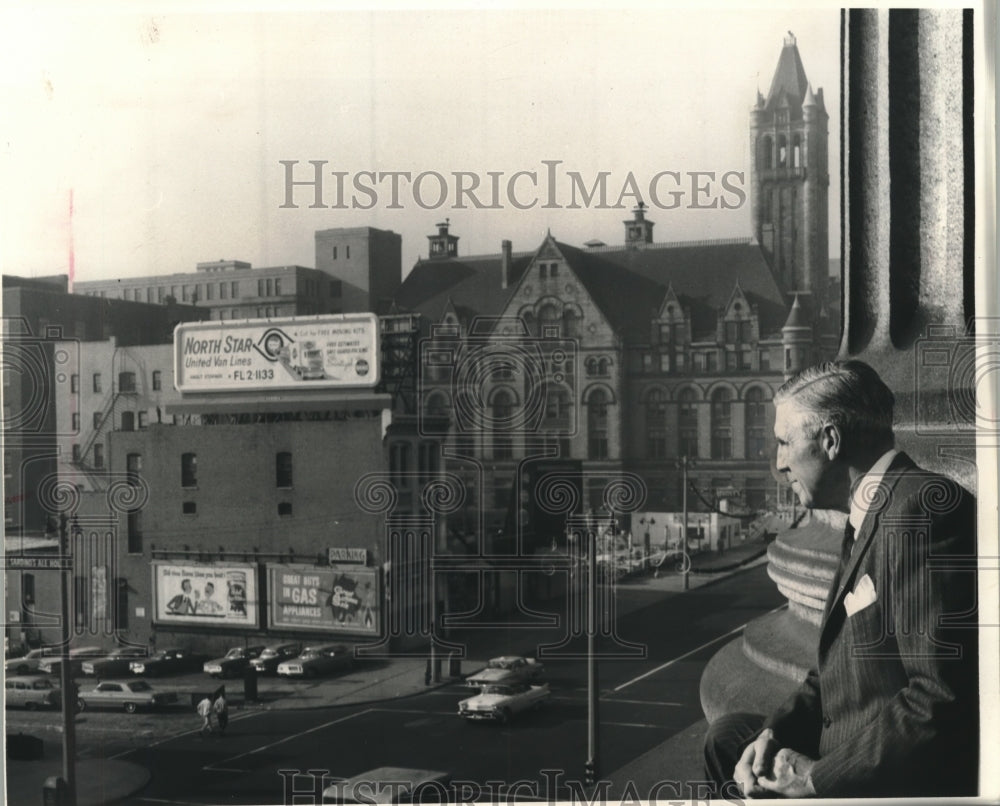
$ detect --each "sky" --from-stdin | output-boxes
[0,3,841,284]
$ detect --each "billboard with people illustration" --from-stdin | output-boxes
[152,562,259,628]
[266,563,380,635]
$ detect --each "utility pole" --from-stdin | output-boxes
[675,456,694,591]
[59,515,78,806]
[585,508,599,787]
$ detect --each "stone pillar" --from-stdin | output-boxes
[701,7,980,723]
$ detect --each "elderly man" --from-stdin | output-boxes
[704,360,978,798]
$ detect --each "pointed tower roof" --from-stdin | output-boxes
[803,82,817,108]
[765,32,810,112]
[782,292,810,330]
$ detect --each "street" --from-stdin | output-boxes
[7,565,784,805]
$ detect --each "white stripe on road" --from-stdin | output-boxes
[109,710,263,760]
[612,603,787,693]
[202,708,374,771]
[602,698,684,706]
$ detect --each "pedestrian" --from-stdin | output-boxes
[213,691,229,735]
[196,695,213,736]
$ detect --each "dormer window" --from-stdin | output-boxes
[540,264,548,279]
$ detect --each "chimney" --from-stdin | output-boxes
[501,240,512,289]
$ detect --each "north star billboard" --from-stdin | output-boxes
[267,563,380,635]
[174,314,380,393]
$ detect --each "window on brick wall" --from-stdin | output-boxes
[276,452,293,488]
[181,453,197,487]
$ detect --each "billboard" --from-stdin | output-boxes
[174,314,380,393]
[267,563,380,635]
[152,562,259,628]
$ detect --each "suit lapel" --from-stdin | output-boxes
[817,452,917,659]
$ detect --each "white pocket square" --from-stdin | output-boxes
[844,574,877,617]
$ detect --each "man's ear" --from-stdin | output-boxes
[820,423,842,460]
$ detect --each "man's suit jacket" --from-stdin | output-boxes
[764,453,979,797]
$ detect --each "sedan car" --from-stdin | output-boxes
[277,643,353,678]
[322,767,452,804]
[465,656,544,687]
[38,646,106,677]
[458,682,550,723]
[249,642,301,675]
[203,645,266,678]
[129,647,204,676]
[5,648,58,676]
[77,679,178,713]
[5,676,62,710]
[81,647,149,677]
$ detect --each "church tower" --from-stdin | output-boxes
[750,32,829,307]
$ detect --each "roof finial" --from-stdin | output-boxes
[784,30,796,46]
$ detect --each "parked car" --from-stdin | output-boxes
[5,675,62,710]
[129,647,204,676]
[81,647,149,677]
[5,647,59,676]
[277,643,353,678]
[458,682,550,723]
[322,767,452,804]
[249,642,301,675]
[77,679,178,713]
[203,645,266,678]
[38,646,105,677]
[465,656,544,687]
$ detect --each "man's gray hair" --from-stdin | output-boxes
[774,360,895,446]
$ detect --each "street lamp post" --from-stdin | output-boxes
[60,515,78,806]
[675,456,695,591]
[585,508,599,787]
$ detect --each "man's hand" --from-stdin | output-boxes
[756,747,818,798]
[733,728,779,798]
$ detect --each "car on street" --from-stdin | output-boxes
[37,646,106,677]
[77,679,179,713]
[203,645,267,678]
[322,767,452,803]
[5,675,62,710]
[458,683,550,722]
[5,647,60,676]
[465,655,544,687]
[249,642,301,675]
[458,682,550,723]
[81,647,149,677]
[129,647,204,676]
[277,643,353,678]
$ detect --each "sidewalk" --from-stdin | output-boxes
[5,739,150,806]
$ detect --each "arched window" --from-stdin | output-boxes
[745,387,768,459]
[760,135,773,170]
[587,389,609,459]
[563,308,581,338]
[777,135,788,167]
[645,389,667,459]
[425,391,450,418]
[711,388,733,459]
[492,390,515,459]
[678,388,699,457]
[538,303,560,335]
[792,133,802,168]
[585,357,599,377]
